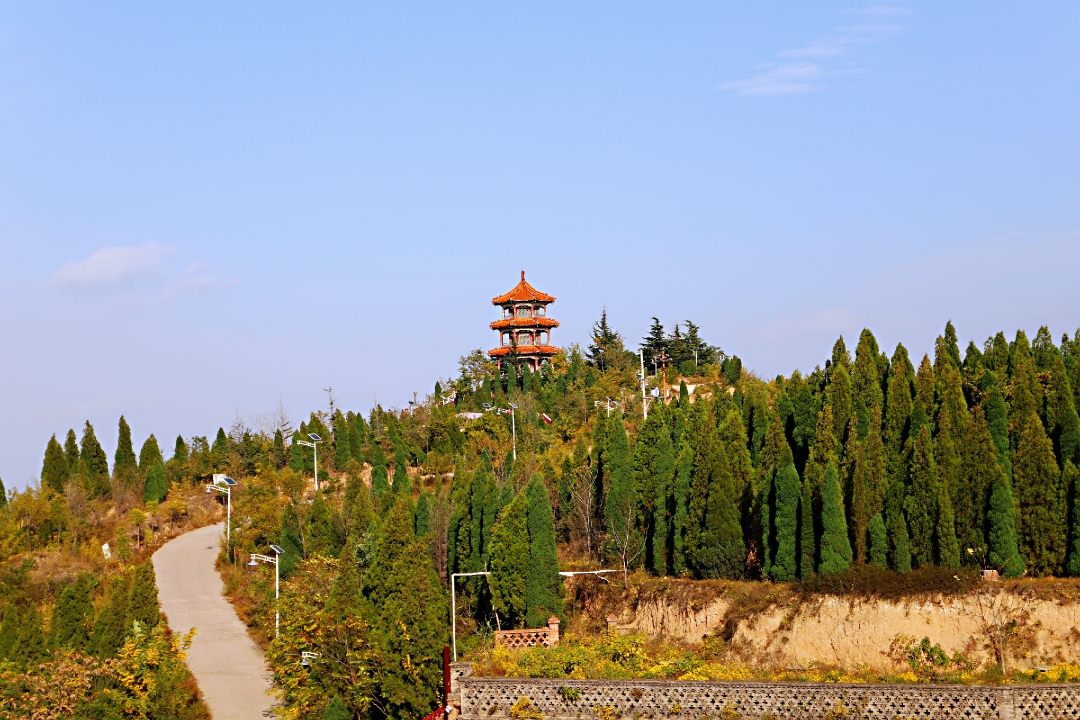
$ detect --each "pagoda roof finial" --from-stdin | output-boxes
[492,271,555,305]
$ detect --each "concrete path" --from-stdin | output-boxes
[153,523,276,720]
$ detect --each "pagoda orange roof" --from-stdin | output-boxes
[488,345,560,358]
[489,317,561,330]
[492,271,555,305]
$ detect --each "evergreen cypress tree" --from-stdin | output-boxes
[604,412,643,579]
[370,443,389,497]
[936,479,960,568]
[985,383,1011,468]
[333,411,352,471]
[827,337,853,447]
[42,434,69,494]
[768,462,800,582]
[89,572,131,657]
[0,604,18,660]
[911,355,936,433]
[212,427,229,467]
[819,463,852,575]
[343,459,377,543]
[64,429,80,472]
[507,362,520,393]
[1010,333,1039,423]
[884,479,911,573]
[14,606,46,669]
[672,439,693,576]
[852,329,884,438]
[799,467,815,579]
[127,561,161,629]
[415,491,433,536]
[80,421,110,497]
[392,443,411,496]
[114,416,137,483]
[307,494,338,557]
[172,435,189,464]
[906,426,939,568]
[679,380,689,406]
[488,490,530,626]
[49,574,94,651]
[362,500,448,720]
[868,513,888,568]
[956,407,1000,556]
[348,413,364,463]
[1012,412,1065,575]
[525,478,563,627]
[0,477,5,509]
[988,470,1024,578]
[139,434,167,503]
[289,430,304,474]
[1065,461,1080,576]
[650,424,675,576]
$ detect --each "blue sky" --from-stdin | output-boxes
[1,2,1079,488]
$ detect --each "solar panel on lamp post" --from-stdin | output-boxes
[250,543,284,637]
[296,433,322,491]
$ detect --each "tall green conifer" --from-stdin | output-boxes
[114,416,137,482]
[1012,412,1065,575]
[819,463,852,575]
[370,444,389,497]
[884,479,911,573]
[80,421,110,497]
[906,426,939,568]
[90,572,132,657]
[49,574,94,651]
[488,491,530,626]
[672,439,693,576]
[988,471,1024,578]
[1065,461,1080,576]
[868,514,888,568]
[525,479,563,627]
[768,463,800,581]
[128,561,161,629]
[64,429,80,472]
[852,329,884,438]
[42,435,69,494]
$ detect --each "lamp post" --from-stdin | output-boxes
[296,433,322,491]
[206,475,237,554]
[300,651,320,667]
[481,403,518,461]
[450,571,489,661]
[249,544,284,637]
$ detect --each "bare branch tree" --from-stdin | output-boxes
[960,581,1035,677]
[607,483,646,588]
[568,464,599,560]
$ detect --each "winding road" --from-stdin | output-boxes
[153,523,276,719]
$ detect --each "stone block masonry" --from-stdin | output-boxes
[457,676,1080,719]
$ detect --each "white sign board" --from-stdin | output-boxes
[213,473,226,484]
[102,543,111,560]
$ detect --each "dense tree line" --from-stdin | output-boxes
[14,312,1080,718]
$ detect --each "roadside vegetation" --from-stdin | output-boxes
[8,315,1080,718]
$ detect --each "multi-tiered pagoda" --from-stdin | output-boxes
[488,271,559,371]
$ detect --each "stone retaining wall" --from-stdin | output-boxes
[457,676,1080,720]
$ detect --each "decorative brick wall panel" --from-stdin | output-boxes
[458,677,1080,720]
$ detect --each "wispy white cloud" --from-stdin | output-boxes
[718,62,825,96]
[52,242,174,287]
[51,243,239,304]
[720,4,909,97]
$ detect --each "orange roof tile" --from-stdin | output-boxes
[489,317,561,330]
[487,345,560,358]
[492,271,555,305]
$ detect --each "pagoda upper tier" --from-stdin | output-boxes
[488,271,560,370]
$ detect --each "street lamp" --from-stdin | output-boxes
[206,475,237,552]
[450,571,489,661]
[300,651,320,668]
[482,403,517,460]
[250,544,284,637]
[296,433,322,491]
